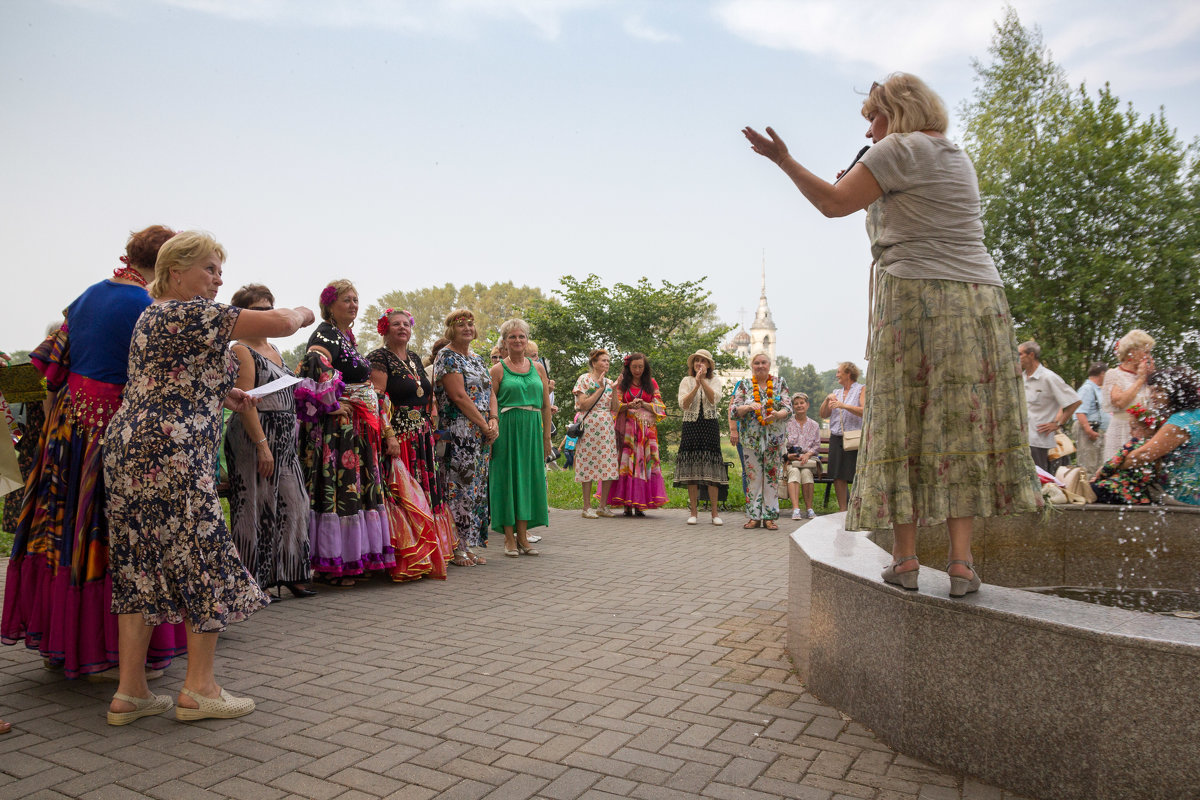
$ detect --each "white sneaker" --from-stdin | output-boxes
[791,508,802,520]
[687,516,698,525]
[527,535,542,543]
[806,509,817,519]
[711,517,723,526]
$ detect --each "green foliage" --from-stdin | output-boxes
[358,282,547,359]
[776,357,827,401]
[281,341,309,372]
[525,274,736,439]
[962,6,1200,384]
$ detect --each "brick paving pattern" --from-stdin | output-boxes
[0,508,1029,799]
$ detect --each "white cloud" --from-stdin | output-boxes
[65,0,617,39]
[713,0,1200,93]
[623,14,680,43]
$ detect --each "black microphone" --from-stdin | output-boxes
[835,145,870,183]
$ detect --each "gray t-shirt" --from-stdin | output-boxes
[859,133,1003,286]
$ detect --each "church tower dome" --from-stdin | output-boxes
[748,263,776,365]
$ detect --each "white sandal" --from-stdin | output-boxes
[107,692,173,726]
[175,687,256,721]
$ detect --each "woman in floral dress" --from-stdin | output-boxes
[433,309,497,565]
[224,283,314,598]
[298,280,395,586]
[2,225,187,680]
[607,353,667,515]
[572,348,619,518]
[104,231,314,725]
[730,353,791,529]
[369,308,451,580]
[744,72,1042,596]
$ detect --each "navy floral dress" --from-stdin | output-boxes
[104,300,270,632]
[433,347,492,548]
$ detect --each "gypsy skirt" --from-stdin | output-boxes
[845,274,1043,531]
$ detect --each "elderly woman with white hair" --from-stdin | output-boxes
[487,318,551,556]
[729,352,791,529]
[1101,329,1156,461]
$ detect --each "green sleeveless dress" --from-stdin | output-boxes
[488,361,549,532]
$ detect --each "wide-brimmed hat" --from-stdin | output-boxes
[687,349,715,373]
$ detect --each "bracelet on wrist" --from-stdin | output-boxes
[254,436,268,446]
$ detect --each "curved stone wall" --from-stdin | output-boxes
[787,510,1200,800]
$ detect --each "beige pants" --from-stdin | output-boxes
[786,459,819,485]
[1073,420,1104,477]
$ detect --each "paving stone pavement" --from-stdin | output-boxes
[0,508,1031,800]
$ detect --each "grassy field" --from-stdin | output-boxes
[548,443,843,515]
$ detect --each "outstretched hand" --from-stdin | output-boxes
[742,126,789,165]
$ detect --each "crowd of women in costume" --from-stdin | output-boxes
[0,228,559,728]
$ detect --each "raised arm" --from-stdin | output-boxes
[231,306,315,341]
[742,126,882,218]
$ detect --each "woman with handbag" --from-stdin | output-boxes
[571,348,619,518]
[730,352,791,528]
[674,349,726,525]
[743,72,1042,597]
[819,361,865,512]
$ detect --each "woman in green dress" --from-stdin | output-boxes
[487,318,551,557]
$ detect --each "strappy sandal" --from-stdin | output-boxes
[882,555,919,590]
[451,550,474,567]
[764,520,779,530]
[107,692,173,726]
[743,520,761,529]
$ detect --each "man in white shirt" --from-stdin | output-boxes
[1019,340,1081,472]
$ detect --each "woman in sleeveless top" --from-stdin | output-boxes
[819,361,865,512]
[369,309,451,581]
[225,284,314,598]
[487,319,551,557]
[607,353,668,515]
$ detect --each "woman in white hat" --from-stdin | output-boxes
[675,349,727,525]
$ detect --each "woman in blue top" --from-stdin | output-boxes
[1122,367,1200,505]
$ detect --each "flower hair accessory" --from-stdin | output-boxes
[623,354,632,365]
[320,285,339,306]
[377,311,393,337]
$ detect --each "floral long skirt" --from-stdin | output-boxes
[845,274,1043,531]
[607,413,667,510]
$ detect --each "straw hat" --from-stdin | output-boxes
[687,348,715,374]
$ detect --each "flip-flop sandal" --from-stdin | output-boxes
[107,692,173,726]
[764,521,779,530]
[743,520,761,529]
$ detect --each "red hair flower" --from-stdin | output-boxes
[376,309,394,337]
[320,285,338,306]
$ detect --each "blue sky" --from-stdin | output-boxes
[3,0,1199,370]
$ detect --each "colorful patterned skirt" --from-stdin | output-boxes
[2,367,186,676]
[300,382,395,576]
[607,412,667,509]
[385,411,451,580]
[845,274,1043,530]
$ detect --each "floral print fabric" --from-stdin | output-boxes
[731,375,791,520]
[845,274,1043,530]
[104,300,270,632]
[433,347,492,547]
[571,373,619,483]
[607,381,668,509]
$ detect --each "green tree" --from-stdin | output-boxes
[359,282,546,357]
[526,274,737,440]
[962,6,1200,384]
